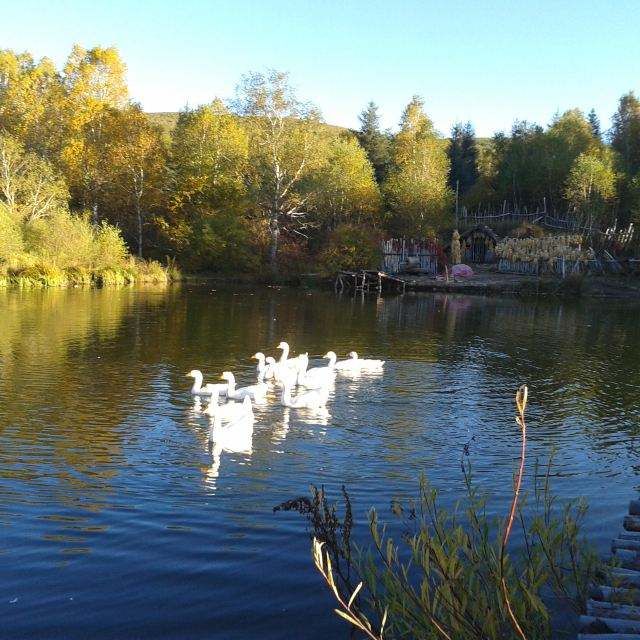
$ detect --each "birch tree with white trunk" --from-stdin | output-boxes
[233,70,327,273]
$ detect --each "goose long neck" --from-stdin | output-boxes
[327,353,337,368]
[226,375,235,393]
[279,344,289,362]
[192,371,203,392]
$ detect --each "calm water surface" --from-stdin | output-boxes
[1,286,640,639]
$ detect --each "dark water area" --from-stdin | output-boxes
[1,285,640,639]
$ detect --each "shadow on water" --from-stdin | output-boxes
[1,286,640,638]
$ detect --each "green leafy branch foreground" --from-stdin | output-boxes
[276,388,601,639]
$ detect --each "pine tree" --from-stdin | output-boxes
[357,101,390,184]
[448,122,479,195]
[587,109,601,140]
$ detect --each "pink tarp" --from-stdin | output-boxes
[451,264,474,278]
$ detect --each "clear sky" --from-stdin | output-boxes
[1,0,638,136]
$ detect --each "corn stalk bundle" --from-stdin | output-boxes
[495,235,593,264]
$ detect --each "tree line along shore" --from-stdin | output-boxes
[1,44,640,287]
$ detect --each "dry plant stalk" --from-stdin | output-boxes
[312,538,387,640]
[500,385,529,640]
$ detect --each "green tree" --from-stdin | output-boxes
[384,96,452,236]
[164,99,250,268]
[233,69,327,272]
[588,108,601,140]
[610,93,640,224]
[564,149,616,227]
[544,109,597,210]
[357,101,390,183]
[103,106,166,256]
[0,133,68,225]
[611,92,640,176]
[169,100,248,211]
[59,45,129,224]
[493,121,547,211]
[0,50,61,157]
[309,134,381,233]
[448,121,479,196]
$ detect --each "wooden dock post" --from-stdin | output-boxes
[579,499,640,638]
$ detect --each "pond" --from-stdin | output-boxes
[1,286,640,639]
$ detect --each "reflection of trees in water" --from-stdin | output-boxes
[377,293,640,446]
[0,286,174,533]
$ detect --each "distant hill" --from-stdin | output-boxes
[146,112,180,138]
[146,111,351,139]
[147,112,494,149]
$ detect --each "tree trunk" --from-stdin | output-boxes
[136,201,143,258]
[269,212,279,275]
[92,202,99,226]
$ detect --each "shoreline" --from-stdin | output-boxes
[397,269,640,299]
[4,269,640,300]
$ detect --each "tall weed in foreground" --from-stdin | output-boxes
[276,387,599,640]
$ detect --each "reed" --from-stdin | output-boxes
[277,387,599,639]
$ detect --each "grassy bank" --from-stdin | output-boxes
[0,258,181,289]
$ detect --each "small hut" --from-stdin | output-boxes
[460,225,498,263]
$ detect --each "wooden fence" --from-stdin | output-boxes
[461,208,636,246]
[381,239,439,275]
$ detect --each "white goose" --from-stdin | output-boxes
[204,390,253,422]
[334,351,385,372]
[303,351,337,381]
[272,343,305,383]
[296,353,335,389]
[220,371,268,403]
[253,352,273,381]
[276,341,294,366]
[187,369,228,398]
[276,342,306,371]
[280,379,328,409]
[264,356,278,381]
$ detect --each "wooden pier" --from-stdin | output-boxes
[580,499,640,639]
[334,270,406,294]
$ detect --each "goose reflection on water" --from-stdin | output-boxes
[203,413,254,489]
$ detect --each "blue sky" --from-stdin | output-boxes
[1,0,638,136]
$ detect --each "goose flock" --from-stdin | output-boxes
[186,341,384,444]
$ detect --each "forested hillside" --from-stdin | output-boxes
[1,44,639,279]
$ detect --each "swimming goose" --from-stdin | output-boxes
[334,351,385,372]
[264,356,278,381]
[276,342,306,370]
[303,351,337,381]
[220,372,267,403]
[253,352,267,378]
[296,353,335,389]
[187,369,228,397]
[280,379,328,409]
